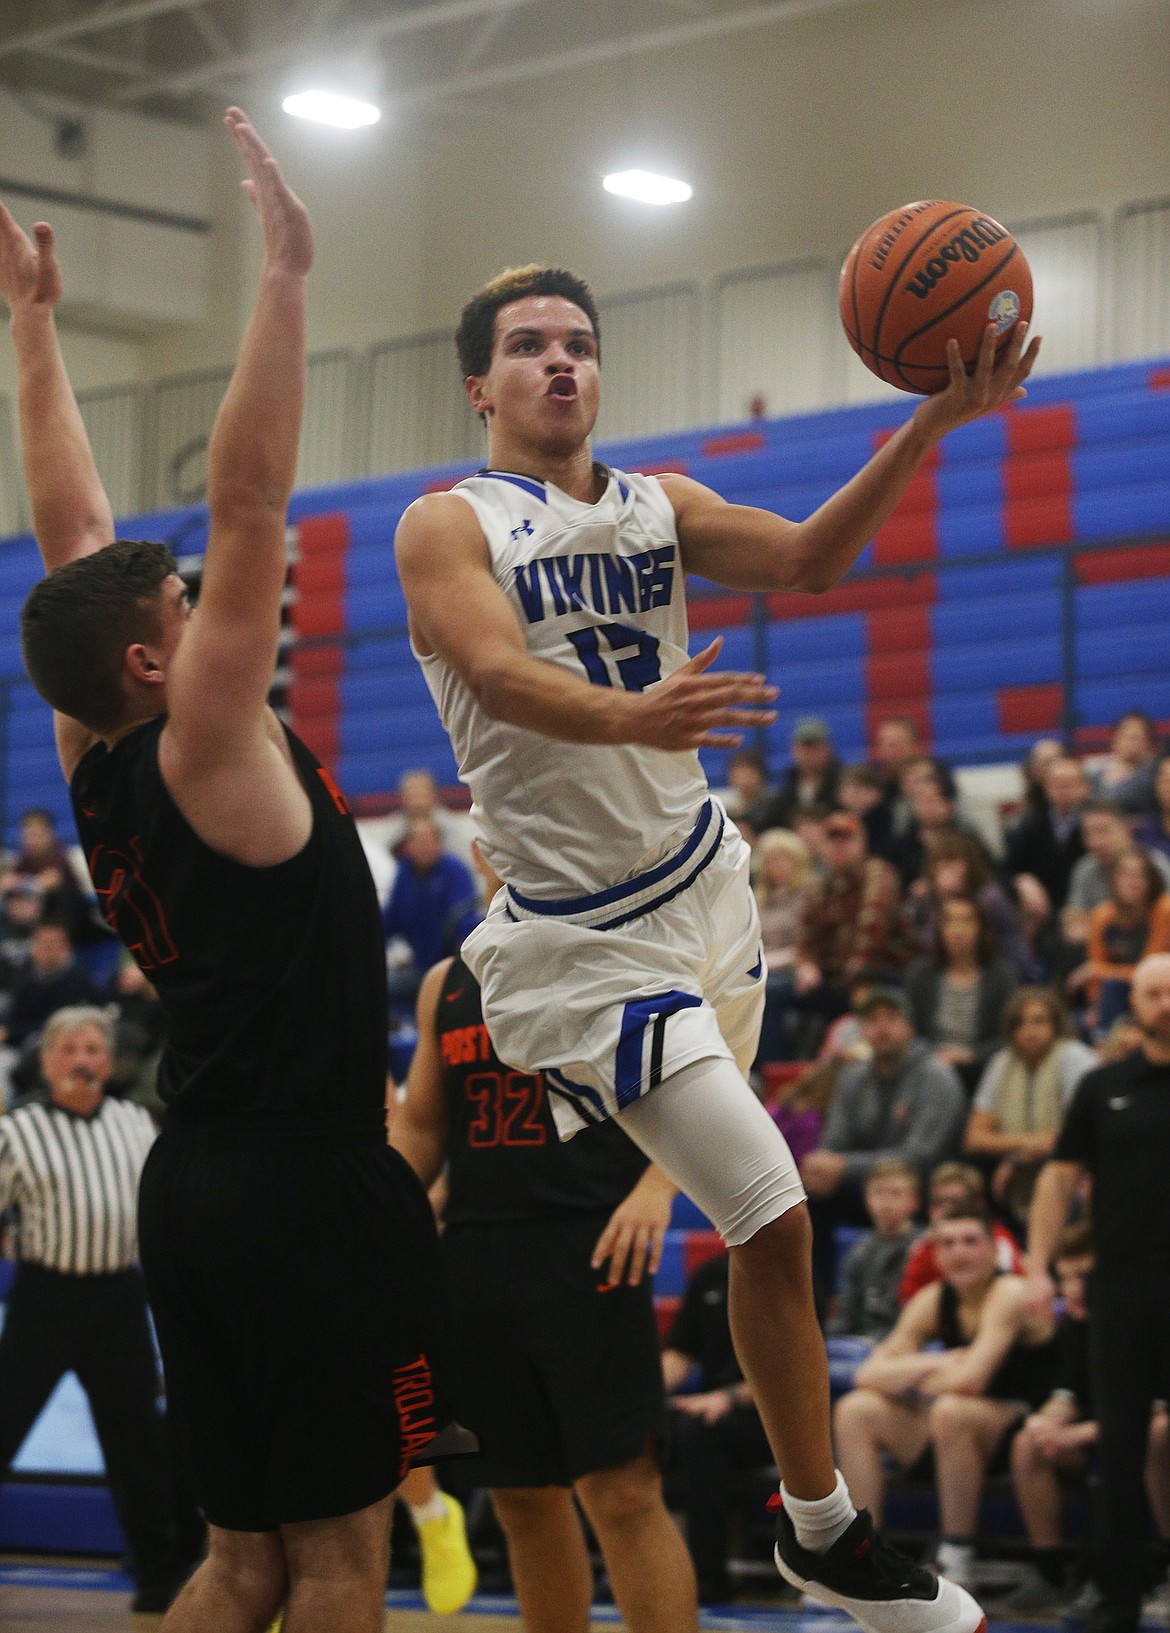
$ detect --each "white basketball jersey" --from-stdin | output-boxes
[417,465,709,901]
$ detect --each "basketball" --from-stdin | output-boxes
[839,200,1033,394]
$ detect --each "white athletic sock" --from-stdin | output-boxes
[780,1470,857,1553]
[936,1539,975,1576]
[408,1492,448,1528]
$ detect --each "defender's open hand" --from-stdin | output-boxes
[225,107,313,278]
[0,206,62,316]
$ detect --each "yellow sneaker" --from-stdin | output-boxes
[416,1493,477,1615]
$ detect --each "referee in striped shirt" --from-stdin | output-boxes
[0,1004,187,1611]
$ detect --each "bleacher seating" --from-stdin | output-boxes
[0,355,1167,837]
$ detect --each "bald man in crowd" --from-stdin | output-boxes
[1028,953,1170,1633]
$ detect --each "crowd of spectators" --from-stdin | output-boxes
[672,707,1170,1611]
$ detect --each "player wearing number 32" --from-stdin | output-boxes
[391,903,701,1633]
[396,262,1039,1628]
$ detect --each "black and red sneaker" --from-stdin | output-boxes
[773,1505,986,1633]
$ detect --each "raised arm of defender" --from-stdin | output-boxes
[668,320,1040,594]
[397,493,777,750]
[0,209,114,572]
[159,110,316,864]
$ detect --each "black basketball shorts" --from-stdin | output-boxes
[139,1122,449,1531]
[441,1212,664,1488]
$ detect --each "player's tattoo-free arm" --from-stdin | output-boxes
[666,319,1040,596]
[0,206,113,570]
[165,109,312,755]
[591,1163,678,1287]
[396,493,777,751]
[387,960,453,1191]
[853,1286,951,1395]
[919,1278,1040,1397]
[1023,1159,1083,1319]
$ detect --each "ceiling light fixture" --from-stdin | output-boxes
[282,90,381,129]
[603,170,692,206]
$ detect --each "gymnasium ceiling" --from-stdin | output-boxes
[0,0,880,125]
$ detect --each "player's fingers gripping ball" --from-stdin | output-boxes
[840,199,1033,394]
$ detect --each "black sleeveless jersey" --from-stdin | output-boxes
[70,717,387,1134]
[937,1276,1056,1408]
[438,957,648,1225]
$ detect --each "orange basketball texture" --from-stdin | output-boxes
[839,201,1033,394]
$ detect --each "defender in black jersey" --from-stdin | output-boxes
[3,114,451,1633]
[392,952,702,1633]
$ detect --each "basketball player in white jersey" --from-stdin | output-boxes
[396,264,1038,1632]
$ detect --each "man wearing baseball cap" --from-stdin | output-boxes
[800,985,966,1303]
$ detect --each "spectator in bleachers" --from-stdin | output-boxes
[964,989,1097,1226]
[1062,801,1170,949]
[662,1249,771,1605]
[1,807,89,942]
[826,1159,920,1342]
[1005,755,1089,919]
[1089,710,1160,817]
[1000,1223,1170,1616]
[724,747,772,829]
[1018,739,1066,820]
[750,717,840,832]
[899,1162,1024,1305]
[834,1206,1057,1591]
[385,768,447,861]
[754,828,814,1063]
[906,897,1018,1093]
[799,988,965,1302]
[1134,755,1170,863]
[909,830,1037,981]
[0,878,41,1013]
[872,717,923,838]
[768,1056,838,1170]
[1069,847,1170,1032]
[1,918,98,1054]
[796,811,913,1015]
[838,762,897,865]
[382,817,481,1015]
[893,762,968,887]
[1097,1011,1143,1062]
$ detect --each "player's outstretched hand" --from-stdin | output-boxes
[912,318,1041,444]
[630,637,778,751]
[225,107,313,278]
[592,1168,676,1287]
[0,205,62,317]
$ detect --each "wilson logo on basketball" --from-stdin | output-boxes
[903,217,1010,299]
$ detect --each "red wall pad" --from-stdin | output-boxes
[684,1231,727,1277]
[1149,368,1170,393]
[873,510,939,566]
[688,595,754,631]
[997,684,1064,734]
[867,650,931,701]
[295,513,350,555]
[293,718,339,766]
[868,605,932,653]
[290,646,344,679]
[1003,403,1076,454]
[291,553,346,595]
[288,678,340,721]
[767,572,938,621]
[1005,492,1073,549]
[1075,542,1170,585]
[634,460,691,477]
[702,431,765,457]
[292,592,345,638]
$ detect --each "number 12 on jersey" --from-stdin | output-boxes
[567,622,662,693]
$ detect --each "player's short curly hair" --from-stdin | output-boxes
[21,539,177,734]
[455,264,601,380]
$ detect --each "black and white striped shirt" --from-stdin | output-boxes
[0,1098,157,1275]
